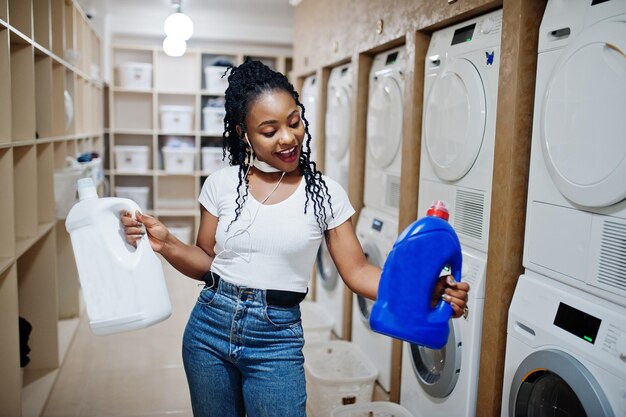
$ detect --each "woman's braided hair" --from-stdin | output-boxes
[222,59,333,232]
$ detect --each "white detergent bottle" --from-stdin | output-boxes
[65,178,172,335]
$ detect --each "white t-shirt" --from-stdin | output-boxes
[198,166,355,292]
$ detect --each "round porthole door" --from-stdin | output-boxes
[316,240,339,291]
[424,58,486,182]
[326,84,351,162]
[410,319,462,398]
[540,21,626,207]
[357,241,384,327]
[366,73,403,169]
[509,349,613,417]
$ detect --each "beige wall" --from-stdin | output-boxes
[293,0,547,412]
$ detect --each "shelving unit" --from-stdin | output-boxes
[107,45,292,239]
[0,0,104,415]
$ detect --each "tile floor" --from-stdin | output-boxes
[42,259,389,417]
[42,260,199,417]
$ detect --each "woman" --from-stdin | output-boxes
[121,60,469,417]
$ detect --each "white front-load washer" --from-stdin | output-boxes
[364,46,406,218]
[353,206,398,392]
[301,74,319,163]
[501,272,626,417]
[400,247,487,417]
[523,0,626,306]
[315,63,353,339]
[418,9,502,254]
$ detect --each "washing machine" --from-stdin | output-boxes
[501,272,626,417]
[400,247,487,417]
[418,9,502,254]
[314,63,353,338]
[353,206,398,391]
[522,0,626,307]
[364,46,406,218]
[301,74,318,162]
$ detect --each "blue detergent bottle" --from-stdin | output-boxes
[369,200,462,349]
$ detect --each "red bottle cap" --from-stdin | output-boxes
[426,200,449,221]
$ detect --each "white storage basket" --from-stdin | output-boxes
[202,106,226,135]
[54,167,86,219]
[204,66,230,94]
[304,341,378,417]
[300,301,334,342]
[331,401,415,417]
[201,147,225,173]
[166,224,193,245]
[115,186,150,212]
[114,145,150,172]
[160,105,194,133]
[162,146,195,174]
[117,62,152,89]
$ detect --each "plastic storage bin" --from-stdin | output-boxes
[162,146,196,174]
[202,106,226,135]
[331,401,415,417]
[304,341,378,417]
[160,105,194,132]
[54,167,86,219]
[300,301,334,342]
[115,186,150,212]
[201,147,225,173]
[115,145,150,172]
[204,66,230,94]
[117,62,152,89]
[166,223,193,245]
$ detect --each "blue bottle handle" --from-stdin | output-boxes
[369,215,462,349]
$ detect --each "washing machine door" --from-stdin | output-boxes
[366,73,403,169]
[316,240,339,291]
[357,241,384,326]
[409,319,462,398]
[540,21,626,207]
[326,84,351,161]
[424,58,486,182]
[509,349,613,417]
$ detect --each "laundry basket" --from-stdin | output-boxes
[331,401,415,417]
[304,340,378,417]
[300,301,334,342]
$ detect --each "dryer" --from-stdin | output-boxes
[364,46,406,218]
[400,247,486,417]
[315,63,353,339]
[523,0,626,306]
[301,74,319,162]
[353,207,398,391]
[324,63,352,191]
[418,9,502,254]
[501,272,626,417]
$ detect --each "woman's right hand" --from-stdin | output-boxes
[120,210,169,253]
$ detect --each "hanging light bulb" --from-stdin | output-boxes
[164,12,194,41]
[163,36,187,57]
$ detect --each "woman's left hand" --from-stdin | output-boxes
[432,275,470,319]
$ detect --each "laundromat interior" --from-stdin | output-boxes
[1,0,625,416]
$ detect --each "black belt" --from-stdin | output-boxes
[202,272,307,307]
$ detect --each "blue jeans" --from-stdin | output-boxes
[182,278,306,417]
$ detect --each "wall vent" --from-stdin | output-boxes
[386,175,401,209]
[596,220,626,293]
[454,189,484,241]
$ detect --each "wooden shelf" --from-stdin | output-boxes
[0,2,102,413]
[108,46,289,251]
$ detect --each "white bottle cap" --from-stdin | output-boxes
[77,177,98,201]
